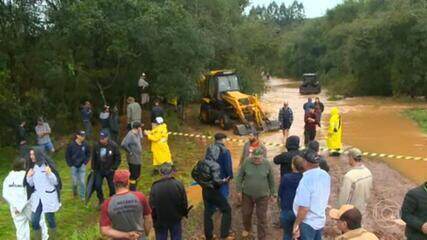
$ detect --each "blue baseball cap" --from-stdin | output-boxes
[100,130,109,139]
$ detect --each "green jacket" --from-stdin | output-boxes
[401,183,427,240]
[235,158,276,199]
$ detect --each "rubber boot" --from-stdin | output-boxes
[33,230,41,240]
[49,228,58,240]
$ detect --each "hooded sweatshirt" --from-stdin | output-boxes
[121,130,143,165]
[273,136,301,177]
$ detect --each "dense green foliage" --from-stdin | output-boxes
[404,108,427,133]
[280,0,427,97]
[0,0,304,146]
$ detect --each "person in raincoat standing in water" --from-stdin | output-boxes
[327,107,343,156]
[145,117,172,175]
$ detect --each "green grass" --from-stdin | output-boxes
[0,110,205,239]
[403,108,427,133]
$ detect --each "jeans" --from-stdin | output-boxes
[202,187,232,240]
[242,194,269,240]
[94,170,115,203]
[280,210,296,240]
[71,164,86,199]
[206,184,229,212]
[300,222,323,240]
[154,221,182,240]
[128,163,141,191]
[39,140,55,153]
[304,129,316,145]
[32,201,56,230]
[83,120,92,138]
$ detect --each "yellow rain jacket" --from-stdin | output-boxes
[146,123,172,166]
[327,107,343,151]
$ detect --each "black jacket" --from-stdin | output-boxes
[274,136,301,177]
[193,157,227,189]
[91,140,121,172]
[17,125,27,145]
[65,140,90,168]
[149,177,188,228]
[401,183,427,239]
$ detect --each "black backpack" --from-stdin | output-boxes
[191,159,213,188]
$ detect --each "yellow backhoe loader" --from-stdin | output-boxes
[199,70,280,135]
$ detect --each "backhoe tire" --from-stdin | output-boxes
[219,114,233,130]
[200,104,212,124]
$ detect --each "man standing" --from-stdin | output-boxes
[100,170,152,240]
[150,163,188,240]
[330,205,378,240]
[65,131,90,200]
[278,101,293,141]
[145,117,172,174]
[92,130,121,206]
[99,105,111,135]
[401,181,427,239]
[81,101,93,138]
[127,97,142,130]
[307,141,330,172]
[273,135,301,178]
[293,150,331,240]
[17,121,28,157]
[236,148,276,240]
[205,133,233,198]
[314,97,324,125]
[138,73,150,107]
[109,106,120,143]
[279,156,304,240]
[151,99,165,123]
[327,107,343,155]
[337,148,372,215]
[191,154,233,240]
[303,97,314,113]
[240,131,266,166]
[304,106,318,146]
[35,117,55,153]
[121,122,143,191]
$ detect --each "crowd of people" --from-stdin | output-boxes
[1,94,427,240]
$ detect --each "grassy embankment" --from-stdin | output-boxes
[403,108,427,133]
[0,110,205,239]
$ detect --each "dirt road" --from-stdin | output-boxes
[182,77,419,239]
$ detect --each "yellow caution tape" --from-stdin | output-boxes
[168,132,427,162]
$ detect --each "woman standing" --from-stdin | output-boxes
[25,148,61,239]
[144,117,172,174]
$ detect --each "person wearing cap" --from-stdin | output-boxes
[274,135,301,178]
[329,205,378,240]
[151,99,165,123]
[240,131,266,167]
[3,157,49,240]
[92,130,121,205]
[144,117,172,171]
[278,101,294,141]
[292,150,331,240]
[205,132,233,199]
[149,163,188,240]
[121,122,143,191]
[337,148,372,215]
[127,97,142,130]
[307,141,330,172]
[304,106,319,146]
[35,117,55,153]
[236,147,276,240]
[279,155,304,240]
[100,170,152,240]
[327,107,343,155]
[65,130,90,199]
[400,181,427,239]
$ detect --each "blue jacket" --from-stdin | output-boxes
[205,143,233,180]
[278,172,303,211]
[65,140,91,168]
[81,107,92,122]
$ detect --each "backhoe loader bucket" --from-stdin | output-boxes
[234,123,257,136]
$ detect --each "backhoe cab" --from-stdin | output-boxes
[299,73,321,95]
[199,70,280,135]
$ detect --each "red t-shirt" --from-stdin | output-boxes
[100,191,151,239]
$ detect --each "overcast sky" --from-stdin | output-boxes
[249,0,343,18]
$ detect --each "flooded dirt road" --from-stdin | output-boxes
[183,77,425,239]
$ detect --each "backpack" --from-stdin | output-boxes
[191,159,213,188]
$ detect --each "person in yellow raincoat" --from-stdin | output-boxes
[144,117,172,172]
[327,107,343,155]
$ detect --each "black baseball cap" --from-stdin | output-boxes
[303,150,320,163]
[214,133,227,141]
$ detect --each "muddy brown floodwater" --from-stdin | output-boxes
[183,77,425,240]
